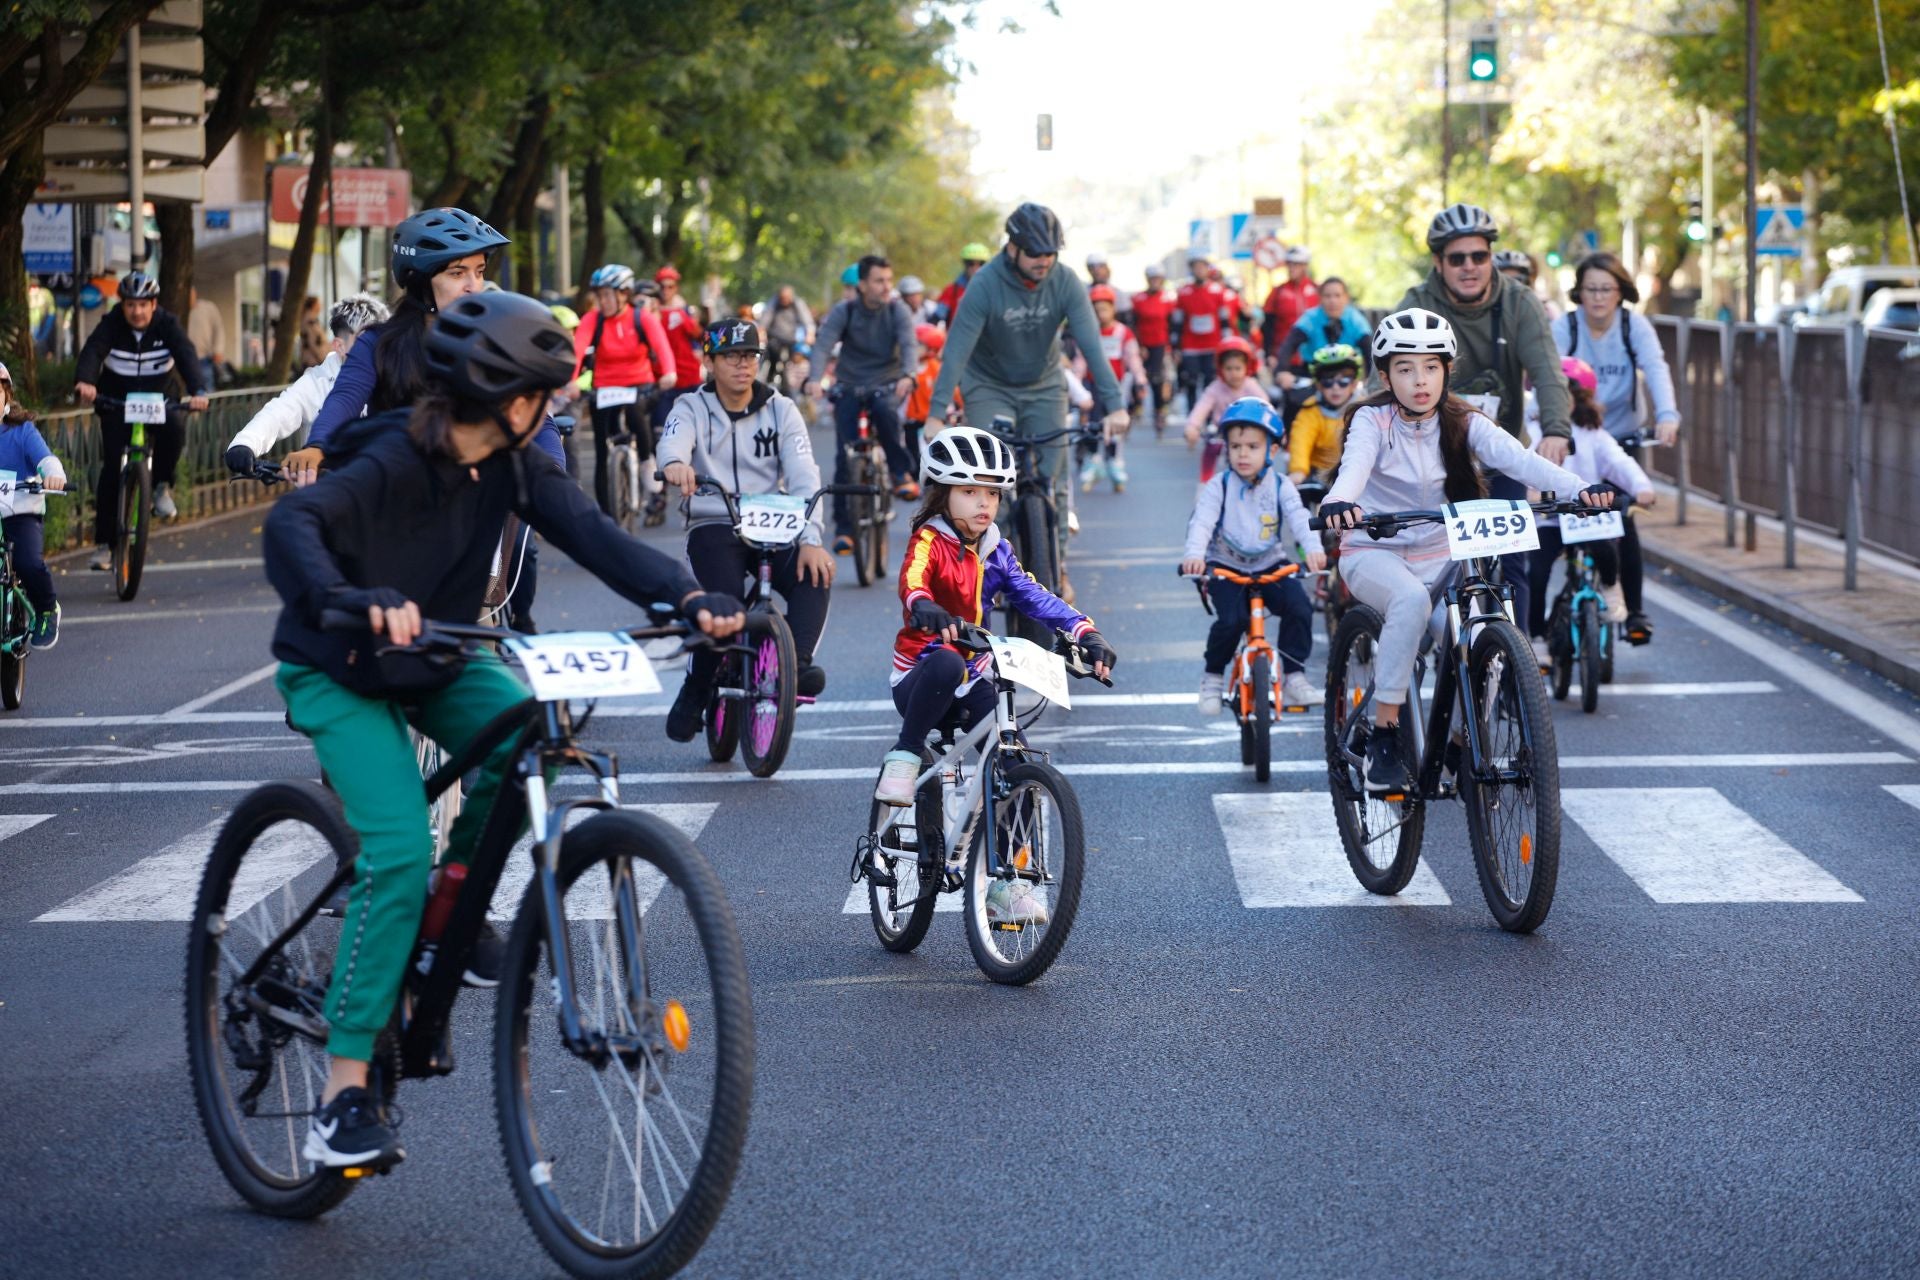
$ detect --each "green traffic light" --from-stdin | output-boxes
[1469,55,1496,80]
[1686,219,1708,243]
[1545,250,1564,267]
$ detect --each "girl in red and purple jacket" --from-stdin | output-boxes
[876,425,1117,806]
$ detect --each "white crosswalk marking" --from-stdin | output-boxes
[1212,792,1451,907]
[1885,784,1920,815]
[0,812,53,842]
[491,803,716,921]
[34,804,717,924]
[1562,788,1862,903]
[841,878,961,914]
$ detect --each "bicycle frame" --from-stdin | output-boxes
[1560,545,1606,652]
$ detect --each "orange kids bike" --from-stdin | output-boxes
[1187,563,1312,783]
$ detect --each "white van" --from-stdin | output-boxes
[1794,265,1920,327]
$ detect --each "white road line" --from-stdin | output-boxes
[142,558,266,573]
[1559,752,1908,769]
[1562,788,1862,904]
[62,604,280,627]
[1644,580,1920,755]
[165,661,280,716]
[1598,681,1777,696]
[1213,792,1449,907]
[1885,784,1920,814]
[0,813,54,842]
[841,880,961,914]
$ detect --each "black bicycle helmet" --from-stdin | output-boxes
[422,290,577,403]
[1425,202,1500,253]
[1004,202,1064,256]
[702,320,763,358]
[118,271,160,300]
[391,207,510,288]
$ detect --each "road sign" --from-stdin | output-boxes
[1755,205,1805,257]
[22,204,75,275]
[1229,213,1254,260]
[270,167,413,227]
[1253,237,1285,271]
[40,166,203,203]
[1189,219,1216,260]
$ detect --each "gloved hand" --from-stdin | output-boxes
[681,591,745,630]
[1318,500,1361,529]
[1077,628,1118,671]
[910,598,959,635]
[329,586,411,617]
[225,444,256,475]
[1576,485,1617,511]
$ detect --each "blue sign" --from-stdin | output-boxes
[1188,219,1215,259]
[1229,213,1253,260]
[79,284,104,310]
[204,209,231,230]
[1755,205,1805,257]
[22,203,74,275]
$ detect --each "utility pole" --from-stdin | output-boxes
[1743,0,1758,321]
[1701,106,1716,320]
[554,162,571,292]
[126,26,144,270]
[1441,0,1452,205]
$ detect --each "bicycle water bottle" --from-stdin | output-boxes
[414,862,468,976]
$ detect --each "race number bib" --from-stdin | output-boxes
[1559,510,1625,545]
[595,385,639,408]
[505,632,662,702]
[1442,498,1539,561]
[123,392,167,424]
[1187,314,1215,335]
[1458,392,1501,423]
[987,635,1072,709]
[736,494,808,546]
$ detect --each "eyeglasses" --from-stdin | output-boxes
[714,351,761,364]
[1444,250,1492,267]
[1315,373,1357,389]
[1580,285,1621,297]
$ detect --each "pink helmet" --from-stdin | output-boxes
[1561,356,1598,394]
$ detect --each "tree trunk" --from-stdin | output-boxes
[267,121,332,384]
[157,203,195,318]
[577,152,604,308]
[484,92,552,231]
[513,139,546,294]
[0,131,47,402]
[420,97,470,210]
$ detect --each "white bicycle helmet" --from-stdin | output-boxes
[898,275,925,296]
[328,292,390,338]
[921,426,1016,490]
[1372,307,1457,362]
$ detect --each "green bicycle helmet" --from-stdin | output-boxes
[1307,343,1364,375]
[961,242,991,264]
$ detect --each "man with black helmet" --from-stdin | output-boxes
[1396,202,1572,646]
[927,202,1127,537]
[74,271,210,568]
[262,289,743,1172]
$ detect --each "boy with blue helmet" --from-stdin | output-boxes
[1179,396,1326,712]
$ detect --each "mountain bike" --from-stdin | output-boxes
[0,479,66,711]
[1185,563,1319,783]
[593,398,653,535]
[670,475,877,778]
[980,415,1100,646]
[1545,513,1624,713]
[96,392,194,602]
[831,385,896,587]
[851,622,1110,984]
[1314,495,1601,934]
[185,611,754,1279]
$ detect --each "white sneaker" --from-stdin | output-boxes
[1601,582,1628,624]
[1282,670,1324,707]
[873,751,919,807]
[89,545,112,571]
[152,483,178,520]
[1530,636,1552,669]
[1197,672,1224,715]
[985,877,1049,927]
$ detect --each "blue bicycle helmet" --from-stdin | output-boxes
[1218,396,1285,444]
[840,264,860,287]
[588,263,636,292]
[391,207,510,288]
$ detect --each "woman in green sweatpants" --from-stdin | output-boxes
[261,289,742,1168]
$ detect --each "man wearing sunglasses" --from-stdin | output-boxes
[1395,202,1572,652]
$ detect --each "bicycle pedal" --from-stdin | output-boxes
[339,1149,406,1179]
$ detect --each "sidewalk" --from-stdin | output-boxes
[1636,487,1920,697]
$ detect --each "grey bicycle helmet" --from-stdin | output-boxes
[1425,203,1500,253]
[422,290,577,403]
[118,271,160,300]
[1492,249,1534,282]
[1004,202,1064,256]
[391,207,510,288]
[328,293,390,338]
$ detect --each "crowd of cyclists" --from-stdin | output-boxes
[0,190,1686,1180]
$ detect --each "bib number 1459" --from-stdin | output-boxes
[1442,498,1539,560]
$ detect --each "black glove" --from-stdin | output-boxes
[910,598,958,635]
[1576,485,1615,511]
[330,586,410,616]
[225,444,256,475]
[681,591,744,627]
[1318,500,1360,528]
[1077,628,1118,670]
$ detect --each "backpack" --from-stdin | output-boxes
[1562,308,1638,371]
[582,305,650,375]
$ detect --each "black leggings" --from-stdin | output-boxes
[1203,574,1314,675]
[1527,525,1620,638]
[1618,440,1648,614]
[891,648,997,754]
[2,515,56,612]
[94,408,186,545]
[588,396,652,517]
[684,523,832,683]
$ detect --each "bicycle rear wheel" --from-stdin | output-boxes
[1578,598,1601,714]
[963,758,1084,985]
[1549,596,1573,702]
[865,750,942,952]
[1460,620,1561,933]
[184,781,366,1218]
[2,592,24,711]
[1249,653,1273,783]
[113,457,151,601]
[867,473,891,584]
[495,810,753,1280]
[611,446,641,535]
[847,448,878,588]
[737,612,797,778]
[1324,608,1426,895]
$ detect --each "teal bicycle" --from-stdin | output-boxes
[0,478,66,711]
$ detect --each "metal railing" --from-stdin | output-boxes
[32,386,292,551]
[1646,315,1920,589]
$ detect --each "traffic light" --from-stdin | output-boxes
[1468,35,1498,82]
[1686,199,1708,243]
[1545,249,1564,268]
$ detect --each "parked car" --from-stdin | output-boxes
[1861,287,1920,333]
[1793,265,1920,327]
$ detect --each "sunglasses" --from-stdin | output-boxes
[1315,373,1357,389]
[1444,250,1492,267]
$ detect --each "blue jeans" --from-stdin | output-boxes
[1203,573,1313,675]
[832,386,914,537]
[2,515,56,612]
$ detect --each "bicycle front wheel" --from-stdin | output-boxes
[963,759,1084,985]
[1,597,24,711]
[867,481,891,584]
[1249,653,1273,783]
[847,449,878,588]
[184,781,364,1218]
[495,810,753,1280]
[114,457,151,601]
[1324,608,1425,895]
[738,612,797,778]
[1578,598,1601,714]
[612,447,641,535]
[1460,620,1561,933]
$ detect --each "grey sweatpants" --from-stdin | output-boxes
[957,375,1071,502]
[1340,547,1452,707]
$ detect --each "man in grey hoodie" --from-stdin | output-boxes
[927,203,1129,510]
[1396,203,1572,650]
[805,254,920,549]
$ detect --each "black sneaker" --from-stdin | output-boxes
[462,919,503,988]
[1624,611,1653,646]
[1363,725,1410,794]
[797,664,826,698]
[303,1087,403,1169]
[665,679,709,743]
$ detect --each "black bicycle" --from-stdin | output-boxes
[979,414,1100,646]
[186,610,754,1279]
[1314,497,1601,933]
[830,385,896,587]
[0,478,66,710]
[95,392,195,602]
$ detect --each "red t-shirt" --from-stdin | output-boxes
[571,306,674,387]
[657,303,702,381]
[1174,282,1230,353]
[1131,289,1174,346]
[1262,279,1320,352]
[1098,322,1136,380]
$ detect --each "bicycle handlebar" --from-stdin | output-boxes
[92,394,201,412]
[652,473,878,530]
[979,417,1101,449]
[948,620,1115,687]
[318,603,734,659]
[229,459,285,486]
[1306,494,1611,536]
[4,479,68,497]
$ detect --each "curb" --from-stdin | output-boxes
[46,498,278,569]
[1640,538,1920,699]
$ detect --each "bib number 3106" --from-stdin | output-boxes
[123,392,167,424]
[1442,498,1539,561]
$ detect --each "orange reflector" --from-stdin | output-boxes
[1519,833,1532,865]
[663,999,691,1053]
[1013,844,1031,870]
[342,1167,365,1179]
[1351,688,1363,710]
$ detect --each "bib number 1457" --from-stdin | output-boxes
[1442,498,1539,560]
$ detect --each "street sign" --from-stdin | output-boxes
[40,166,203,203]
[270,167,413,228]
[1229,213,1254,260]
[22,204,75,275]
[1755,205,1805,257]
[1253,237,1286,271]
[1188,219,1216,260]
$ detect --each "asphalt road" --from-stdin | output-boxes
[3,421,1918,1279]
